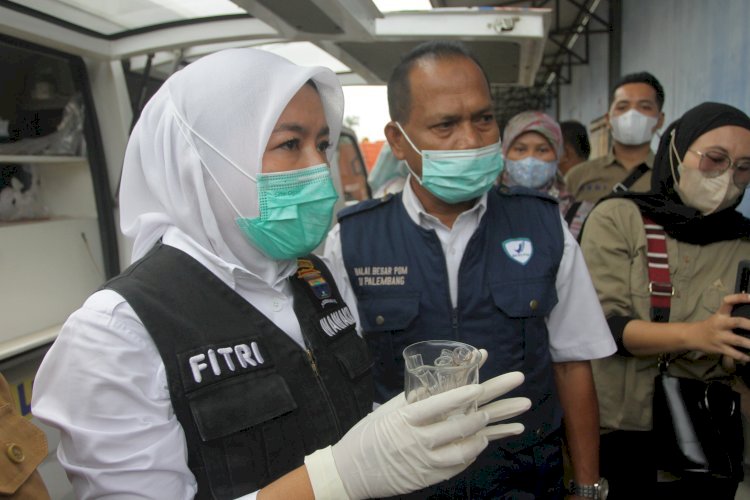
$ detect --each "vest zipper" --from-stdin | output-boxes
[452,307,459,338]
[305,348,320,376]
[303,338,343,436]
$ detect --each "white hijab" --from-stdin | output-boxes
[119,48,344,285]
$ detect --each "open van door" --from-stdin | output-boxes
[0,34,116,498]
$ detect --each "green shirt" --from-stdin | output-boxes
[564,149,655,203]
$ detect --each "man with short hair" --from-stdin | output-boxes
[565,72,665,203]
[325,41,616,499]
[559,120,591,175]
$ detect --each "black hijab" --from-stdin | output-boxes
[609,102,750,245]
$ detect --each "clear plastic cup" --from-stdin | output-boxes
[403,340,481,414]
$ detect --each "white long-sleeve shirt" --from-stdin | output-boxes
[32,226,311,500]
[324,178,616,363]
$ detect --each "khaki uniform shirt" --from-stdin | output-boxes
[580,198,750,431]
[0,374,50,499]
[564,149,655,203]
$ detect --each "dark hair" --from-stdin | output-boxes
[611,71,665,110]
[559,120,590,160]
[387,41,489,123]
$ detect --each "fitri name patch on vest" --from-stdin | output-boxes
[178,338,268,390]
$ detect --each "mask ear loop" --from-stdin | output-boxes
[395,122,423,157]
[173,110,251,219]
[668,128,683,186]
[394,122,426,185]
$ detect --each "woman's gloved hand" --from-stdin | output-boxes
[304,370,530,499]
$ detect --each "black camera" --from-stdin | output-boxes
[732,260,750,337]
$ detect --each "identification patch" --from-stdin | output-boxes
[503,238,533,265]
[180,340,267,387]
[352,265,408,286]
[297,258,332,300]
[319,305,356,337]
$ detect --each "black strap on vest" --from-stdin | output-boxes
[612,162,650,193]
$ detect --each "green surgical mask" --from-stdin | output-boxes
[199,149,338,260]
[396,122,503,203]
[181,114,339,260]
[235,164,338,259]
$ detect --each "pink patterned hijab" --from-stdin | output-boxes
[502,111,563,160]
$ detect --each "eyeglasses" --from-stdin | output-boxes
[687,149,750,187]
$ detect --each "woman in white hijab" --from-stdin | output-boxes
[32,48,529,500]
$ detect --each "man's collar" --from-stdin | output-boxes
[401,174,487,229]
[609,146,656,168]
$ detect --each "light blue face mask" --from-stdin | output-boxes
[396,122,503,204]
[504,156,558,189]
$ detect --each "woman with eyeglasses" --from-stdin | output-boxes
[579,102,750,499]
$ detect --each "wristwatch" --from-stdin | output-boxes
[569,478,609,499]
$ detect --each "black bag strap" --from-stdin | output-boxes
[564,201,582,226]
[612,162,650,193]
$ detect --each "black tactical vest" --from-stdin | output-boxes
[106,244,373,499]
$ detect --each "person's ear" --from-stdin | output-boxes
[655,111,665,131]
[560,144,572,164]
[385,121,408,161]
[605,111,611,130]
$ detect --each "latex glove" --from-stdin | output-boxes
[305,371,529,499]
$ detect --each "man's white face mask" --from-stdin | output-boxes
[610,109,658,146]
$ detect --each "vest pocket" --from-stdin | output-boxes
[357,292,421,403]
[332,332,375,416]
[357,292,421,331]
[333,332,373,379]
[489,277,558,318]
[188,371,297,441]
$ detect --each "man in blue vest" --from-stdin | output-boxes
[324,41,616,499]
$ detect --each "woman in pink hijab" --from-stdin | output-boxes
[501,111,593,238]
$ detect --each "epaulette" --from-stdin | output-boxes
[337,193,397,221]
[495,184,559,204]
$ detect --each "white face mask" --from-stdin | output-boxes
[610,109,658,145]
[669,133,743,215]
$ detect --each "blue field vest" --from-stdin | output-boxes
[105,244,373,499]
[339,185,564,452]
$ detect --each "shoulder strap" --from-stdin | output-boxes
[612,162,650,193]
[564,201,582,226]
[642,214,672,323]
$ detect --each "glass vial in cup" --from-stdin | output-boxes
[403,340,481,414]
